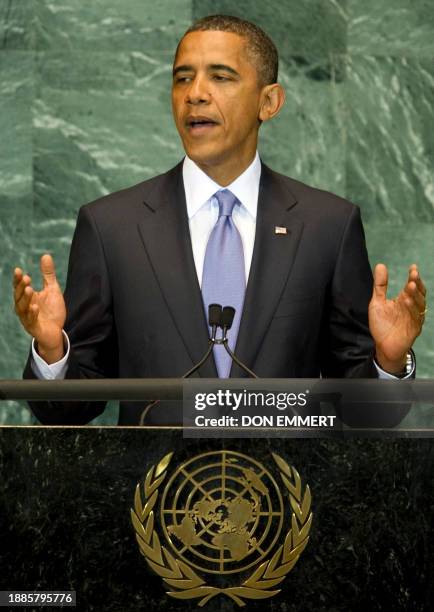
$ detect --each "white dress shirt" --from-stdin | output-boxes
[184,151,260,283]
[31,153,412,380]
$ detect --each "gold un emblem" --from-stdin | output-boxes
[131,450,312,607]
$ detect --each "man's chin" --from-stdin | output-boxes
[182,146,224,169]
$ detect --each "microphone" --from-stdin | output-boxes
[139,303,256,424]
[220,306,258,378]
[221,305,235,332]
[183,304,257,378]
[209,303,223,340]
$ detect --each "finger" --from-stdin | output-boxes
[412,290,426,313]
[402,285,426,313]
[14,274,32,305]
[13,268,23,288]
[403,265,427,306]
[400,285,426,323]
[372,263,388,301]
[408,265,427,297]
[404,277,426,301]
[40,253,57,288]
[403,297,426,326]
[25,303,39,327]
[15,285,33,315]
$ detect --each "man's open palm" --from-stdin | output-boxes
[13,254,66,358]
[369,263,426,371]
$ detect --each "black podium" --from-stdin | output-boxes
[0,379,433,611]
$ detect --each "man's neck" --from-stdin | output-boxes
[192,152,257,187]
[183,152,260,220]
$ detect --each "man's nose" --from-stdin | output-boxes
[186,75,210,104]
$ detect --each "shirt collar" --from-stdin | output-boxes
[183,152,261,220]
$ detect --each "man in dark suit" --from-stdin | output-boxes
[13,16,426,425]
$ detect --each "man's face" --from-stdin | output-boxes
[172,30,265,175]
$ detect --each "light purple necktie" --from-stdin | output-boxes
[201,189,246,377]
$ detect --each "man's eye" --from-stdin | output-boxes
[175,76,192,83]
[212,75,229,81]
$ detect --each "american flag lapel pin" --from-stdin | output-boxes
[275,226,287,235]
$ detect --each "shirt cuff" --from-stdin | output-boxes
[30,331,70,380]
[374,352,415,380]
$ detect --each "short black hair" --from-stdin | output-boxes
[181,14,278,85]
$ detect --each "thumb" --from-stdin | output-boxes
[372,263,388,301]
[40,253,58,287]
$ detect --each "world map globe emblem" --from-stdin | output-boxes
[160,450,284,575]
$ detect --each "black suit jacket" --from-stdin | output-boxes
[25,161,377,425]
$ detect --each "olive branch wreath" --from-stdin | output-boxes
[131,451,312,607]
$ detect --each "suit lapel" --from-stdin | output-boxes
[232,163,304,376]
[137,163,217,377]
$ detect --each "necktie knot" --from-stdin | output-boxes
[215,189,238,218]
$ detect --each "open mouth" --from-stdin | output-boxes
[186,117,219,130]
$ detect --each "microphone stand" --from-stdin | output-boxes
[222,336,258,378]
[182,340,215,379]
[139,304,257,425]
[182,304,222,379]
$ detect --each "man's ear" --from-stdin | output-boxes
[259,83,286,122]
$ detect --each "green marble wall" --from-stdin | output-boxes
[0,1,433,424]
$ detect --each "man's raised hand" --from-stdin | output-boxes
[369,263,427,374]
[13,254,66,364]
